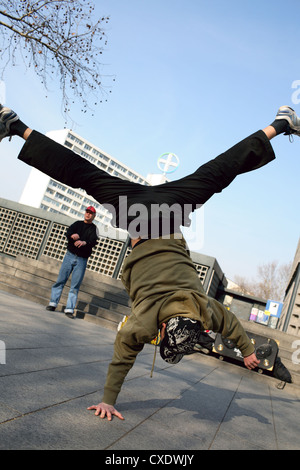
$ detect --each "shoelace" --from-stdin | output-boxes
[284,129,295,143]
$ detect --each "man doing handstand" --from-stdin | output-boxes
[0,103,299,421]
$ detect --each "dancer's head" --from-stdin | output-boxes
[159,316,202,364]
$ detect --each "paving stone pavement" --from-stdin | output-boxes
[0,289,299,454]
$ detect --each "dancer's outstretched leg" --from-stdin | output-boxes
[1,104,299,237]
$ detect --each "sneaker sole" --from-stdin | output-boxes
[0,106,19,142]
[276,106,300,135]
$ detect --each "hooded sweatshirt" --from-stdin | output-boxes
[102,235,254,405]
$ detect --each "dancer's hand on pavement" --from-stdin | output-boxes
[244,352,260,370]
[87,402,124,421]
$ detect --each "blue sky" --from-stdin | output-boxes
[1,0,299,283]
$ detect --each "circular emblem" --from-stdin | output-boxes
[157,153,180,174]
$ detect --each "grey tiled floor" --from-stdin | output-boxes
[0,290,299,451]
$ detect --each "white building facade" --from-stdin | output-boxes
[19,129,150,231]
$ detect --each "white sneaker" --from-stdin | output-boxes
[0,104,19,142]
[275,105,300,136]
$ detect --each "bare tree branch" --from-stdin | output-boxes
[234,260,292,301]
[0,0,114,118]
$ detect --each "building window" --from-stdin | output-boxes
[64,140,73,148]
[49,180,67,192]
[67,133,84,146]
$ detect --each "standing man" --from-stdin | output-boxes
[46,206,99,318]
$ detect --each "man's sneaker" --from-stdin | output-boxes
[275,106,300,136]
[64,309,75,319]
[65,312,75,319]
[0,104,19,142]
[46,305,56,312]
[273,356,292,383]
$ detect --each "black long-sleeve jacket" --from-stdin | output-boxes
[66,220,99,258]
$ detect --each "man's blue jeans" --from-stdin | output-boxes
[49,251,88,313]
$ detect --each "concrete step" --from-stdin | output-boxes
[74,311,122,331]
[241,319,298,351]
[77,279,130,307]
[0,255,130,330]
[0,276,127,333]
[0,280,49,308]
[0,270,129,317]
[0,272,51,300]
[0,254,59,279]
[0,264,131,317]
[37,253,127,292]
[75,307,124,330]
[75,290,131,316]
[0,254,130,305]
